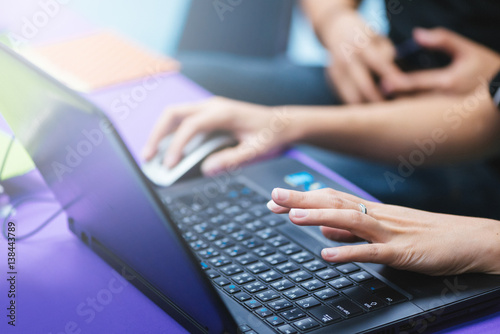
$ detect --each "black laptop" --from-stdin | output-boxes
[1,42,500,334]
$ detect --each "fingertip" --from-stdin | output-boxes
[201,158,222,176]
[141,146,155,161]
[163,155,177,169]
[321,248,339,261]
[272,188,290,202]
[266,200,280,212]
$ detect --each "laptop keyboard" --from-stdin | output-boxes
[165,182,408,333]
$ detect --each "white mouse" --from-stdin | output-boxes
[142,132,236,187]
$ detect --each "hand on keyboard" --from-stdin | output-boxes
[268,187,500,276]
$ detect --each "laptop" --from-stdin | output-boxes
[1,42,500,334]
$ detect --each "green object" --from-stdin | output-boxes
[0,130,35,180]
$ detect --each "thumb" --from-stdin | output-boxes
[200,143,260,176]
[413,27,466,55]
[382,68,452,94]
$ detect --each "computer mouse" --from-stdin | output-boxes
[141,132,236,187]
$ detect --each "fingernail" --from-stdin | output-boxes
[272,188,289,201]
[266,200,279,211]
[290,208,308,218]
[322,248,338,259]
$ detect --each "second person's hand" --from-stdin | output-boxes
[142,97,299,176]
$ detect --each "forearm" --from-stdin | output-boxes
[301,0,360,45]
[287,89,500,165]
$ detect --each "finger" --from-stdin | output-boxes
[288,208,381,242]
[329,65,363,104]
[142,104,200,160]
[413,27,466,55]
[361,44,402,82]
[267,200,291,214]
[165,111,227,167]
[321,243,395,265]
[382,68,453,94]
[320,226,364,243]
[348,60,384,102]
[271,188,369,211]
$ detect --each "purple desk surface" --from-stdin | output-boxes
[1,4,500,334]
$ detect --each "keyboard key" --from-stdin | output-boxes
[233,273,255,285]
[280,308,306,321]
[316,268,340,280]
[361,280,387,293]
[235,292,251,302]
[276,262,300,274]
[301,279,325,291]
[206,270,220,279]
[271,279,295,291]
[224,284,241,294]
[214,277,231,287]
[267,236,290,248]
[250,205,268,218]
[193,223,211,234]
[253,246,276,257]
[245,299,262,309]
[210,214,226,225]
[256,290,280,302]
[256,228,278,240]
[234,213,254,224]
[190,241,208,251]
[255,307,273,318]
[296,297,320,309]
[350,271,373,283]
[277,324,297,334]
[279,244,302,255]
[375,287,407,305]
[236,254,258,266]
[200,261,209,270]
[244,281,266,293]
[247,262,270,274]
[209,256,231,267]
[283,287,307,300]
[224,205,242,215]
[259,270,282,283]
[314,288,339,301]
[220,223,240,234]
[268,299,293,311]
[262,214,285,227]
[309,305,342,324]
[225,246,247,257]
[221,264,243,276]
[336,263,360,274]
[238,324,251,332]
[182,232,197,242]
[242,238,264,249]
[289,271,313,283]
[343,286,386,311]
[327,297,364,318]
[198,248,219,259]
[214,238,234,249]
[245,221,266,232]
[329,277,353,289]
[293,318,319,331]
[266,315,285,326]
[303,260,327,272]
[291,252,314,264]
[231,230,252,242]
[264,254,288,266]
[203,230,223,241]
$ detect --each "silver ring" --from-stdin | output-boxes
[358,203,368,215]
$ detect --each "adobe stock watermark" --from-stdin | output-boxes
[213,0,244,22]
[51,61,170,182]
[4,0,72,50]
[384,78,492,191]
[48,268,136,334]
[400,276,468,334]
[339,0,404,62]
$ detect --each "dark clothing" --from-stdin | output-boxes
[387,0,500,52]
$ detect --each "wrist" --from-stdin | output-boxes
[316,8,358,47]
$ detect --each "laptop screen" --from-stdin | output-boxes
[0,43,234,333]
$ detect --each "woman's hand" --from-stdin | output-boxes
[383,28,500,96]
[321,10,402,104]
[267,187,500,276]
[142,97,299,176]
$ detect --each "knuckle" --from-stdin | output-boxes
[366,244,380,260]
